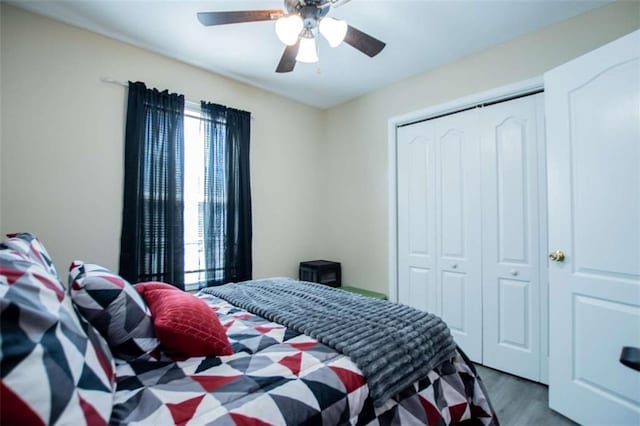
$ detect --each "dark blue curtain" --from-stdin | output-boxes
[119,82,185,289]
[201,102,252,286]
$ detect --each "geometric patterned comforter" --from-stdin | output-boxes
[110,294,497,425]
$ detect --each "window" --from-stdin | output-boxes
[120,82,251,290]
[183,106,214,291]
[183,103,251,291]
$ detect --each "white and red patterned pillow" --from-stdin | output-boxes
[69,261,160,360]
[0,242,115,426]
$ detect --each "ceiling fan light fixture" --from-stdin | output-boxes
[275,14,303,46]
[319,17,347,48]
[296,34,319,63]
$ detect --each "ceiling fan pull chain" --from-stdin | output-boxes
[316,32,322,74]
[315,27,320,62]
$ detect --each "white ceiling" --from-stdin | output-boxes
[10,0,609,109]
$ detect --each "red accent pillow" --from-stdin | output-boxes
[135,282,232,357]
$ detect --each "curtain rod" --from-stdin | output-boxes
[100,77,255,119]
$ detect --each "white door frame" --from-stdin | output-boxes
[387,76,548,378]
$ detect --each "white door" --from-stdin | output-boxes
[434,109,483,362]
[397,121,438,314]
[480,94,546,382]
[546,30,640,424]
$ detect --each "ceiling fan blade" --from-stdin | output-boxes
[276,41,300,73]
[330,0,353,8]
[197,10,283,26]
[344,25,386,58]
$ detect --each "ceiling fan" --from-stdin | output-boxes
[197,0,386,73]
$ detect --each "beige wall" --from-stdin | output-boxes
[323,1,640,294]
[0,5,325,279]
[2,2,639,292]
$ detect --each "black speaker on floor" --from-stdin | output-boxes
[299,260,341,288]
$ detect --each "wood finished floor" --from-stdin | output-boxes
[474,364,577,426]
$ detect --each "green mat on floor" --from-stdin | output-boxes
[340,286,387,300]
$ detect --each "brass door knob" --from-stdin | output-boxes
[549,250,566,262]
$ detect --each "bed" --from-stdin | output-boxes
[110,288,497,425]
[0,233,497,425]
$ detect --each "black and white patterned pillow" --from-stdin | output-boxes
[3,232,63,288]
[1,247,115,425]
[69,261,160,360]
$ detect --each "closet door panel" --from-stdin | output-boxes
[441,271,466,332]
[497,120,528,263]
[439,132,465,257]
[435,109,483,361]
[408,267,432,313]
[498,279,530,347]
[481,94,543,381]
[397,122,438,314]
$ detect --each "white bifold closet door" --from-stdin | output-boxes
[397,94,545,375]
[480,94,545,382]
[397,108,483,362]
[397,120,438,315]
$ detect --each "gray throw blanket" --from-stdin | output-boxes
[203,278,457,407]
